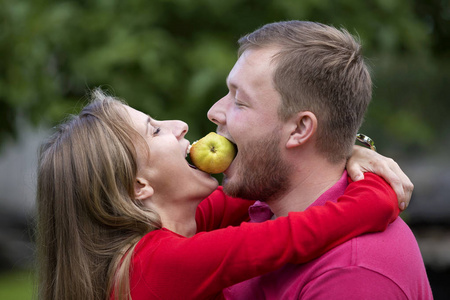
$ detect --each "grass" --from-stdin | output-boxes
[0,269,34,300]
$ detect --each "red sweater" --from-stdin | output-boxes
[127,174,398,299]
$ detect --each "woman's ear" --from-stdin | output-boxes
[286,111,317,149]
[134,177,154,201]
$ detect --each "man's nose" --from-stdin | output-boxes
[207,96,228,126]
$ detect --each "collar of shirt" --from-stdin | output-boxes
[248,171,348,223]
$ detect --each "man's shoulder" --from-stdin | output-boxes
[352,217,427,275]
[291,217,428,292]
[312,217,421,271]
[225,218,431,300]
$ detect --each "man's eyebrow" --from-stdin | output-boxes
[226,76,241,93]
[226,74,251,101]
[225,74,232,87]
[231,82,251,101]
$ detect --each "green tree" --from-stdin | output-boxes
[0,0,447,153]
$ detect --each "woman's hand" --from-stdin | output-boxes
[346,145,413,211]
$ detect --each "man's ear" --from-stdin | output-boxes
[286,111,317,149]
[134,177,154,201]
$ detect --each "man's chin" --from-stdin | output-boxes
[221,176,234,196]
[221,176,241,198]
[223,179,257,201]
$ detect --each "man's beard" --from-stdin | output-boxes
[223,130,292,202]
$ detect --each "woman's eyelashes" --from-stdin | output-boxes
[153,127,161,136]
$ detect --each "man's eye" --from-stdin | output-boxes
[235,100,245,107]
[153,127,161,136]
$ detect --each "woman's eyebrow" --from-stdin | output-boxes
[145,116,151,135]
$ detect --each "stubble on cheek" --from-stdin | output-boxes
[223,133,292,202]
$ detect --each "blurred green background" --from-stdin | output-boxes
[0,0,449,299]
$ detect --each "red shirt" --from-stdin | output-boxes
[126,175,398,299]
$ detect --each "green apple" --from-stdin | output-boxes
[189,132,236,174]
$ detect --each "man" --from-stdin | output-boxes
[207,21,432,299]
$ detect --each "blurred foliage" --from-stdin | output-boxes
[0,270,33,300]
[0,0,448,153]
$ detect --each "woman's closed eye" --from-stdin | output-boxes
[153,127,161,136]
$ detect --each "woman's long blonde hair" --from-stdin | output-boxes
[36,89,161,300]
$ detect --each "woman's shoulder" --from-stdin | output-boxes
[135,228,184,255]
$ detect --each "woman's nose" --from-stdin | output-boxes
[172,120,188,139]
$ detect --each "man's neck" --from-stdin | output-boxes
[266,160,346,217]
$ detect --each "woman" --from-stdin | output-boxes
[36,90,402,300]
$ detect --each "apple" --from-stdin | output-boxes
[189,132,236,174]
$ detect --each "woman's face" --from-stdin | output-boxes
[124,105,219,204]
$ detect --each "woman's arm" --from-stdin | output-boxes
[134,173,399,299]
[347,145,413,210]
[195,186,254,232]
[196,146,412,232]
